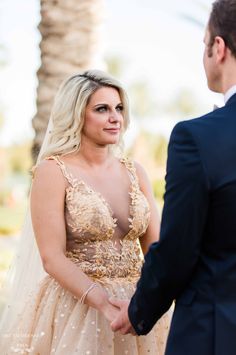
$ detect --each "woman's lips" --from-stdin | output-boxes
[103,128,120,133]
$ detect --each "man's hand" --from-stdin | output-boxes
[109,298,136,335]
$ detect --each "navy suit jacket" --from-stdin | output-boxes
[128,93,236,355]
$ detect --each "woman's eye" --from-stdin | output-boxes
[116,105,123,112]
[96,106,107,112]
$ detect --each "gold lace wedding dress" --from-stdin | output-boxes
[1,157,170,355]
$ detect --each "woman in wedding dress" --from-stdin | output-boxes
[0,70,170,354]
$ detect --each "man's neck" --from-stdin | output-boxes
[224,84,236,103]
[221,60,236,95]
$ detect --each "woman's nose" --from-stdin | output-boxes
[109,110,120,122]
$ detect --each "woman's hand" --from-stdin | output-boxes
[100,301,120,323]
[86,285,120,322]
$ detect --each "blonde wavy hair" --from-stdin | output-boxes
[40,70,130,160]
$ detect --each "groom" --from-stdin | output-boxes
[111,1,236,354]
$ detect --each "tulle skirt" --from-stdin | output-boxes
[0,275,170,355]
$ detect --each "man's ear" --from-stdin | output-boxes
[214,36,227,63]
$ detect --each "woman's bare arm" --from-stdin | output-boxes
[134,162,160,255]
[31,160,118,320]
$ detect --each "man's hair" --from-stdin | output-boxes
[208,0,236,58]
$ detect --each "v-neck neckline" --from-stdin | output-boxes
[59,157,137,241]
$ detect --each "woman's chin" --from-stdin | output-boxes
[107,140,119,146]
[96,139,119,147]
[104,136,120,145]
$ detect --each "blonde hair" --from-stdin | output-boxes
[41,70,130,160]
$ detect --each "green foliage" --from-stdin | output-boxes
[153,136,168,166]
[7,141,32,174]
[128,130,167,206]
[105,54,199,119]
[129,81,157,118]
[0,204,27,235]
[167,88,198,116]
[136,131,168,166]
[0,188,10,206]
[105,54,158,119]
[0,249,14,271]
[105,54,125,78]
[0,141,31,236]
[153,178,165,201]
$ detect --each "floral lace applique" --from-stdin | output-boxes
[45,156,151,280]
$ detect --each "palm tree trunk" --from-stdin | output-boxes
[32,0,104,160]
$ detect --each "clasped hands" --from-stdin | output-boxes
[108,298,136,336]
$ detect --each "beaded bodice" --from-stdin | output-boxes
[46,156,150,280]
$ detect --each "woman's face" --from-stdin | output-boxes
[82,86,124,146]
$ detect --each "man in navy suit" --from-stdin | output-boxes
[110,0,236,353]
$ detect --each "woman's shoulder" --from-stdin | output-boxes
[30,157,67,197]
[31,156,63,180]
[131,160,149,181]
[121,157,150,188]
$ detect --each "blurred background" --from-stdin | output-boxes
[0,0,223,286]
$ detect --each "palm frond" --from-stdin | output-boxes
[179,14,205,28]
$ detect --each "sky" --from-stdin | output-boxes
[0,0,223,146]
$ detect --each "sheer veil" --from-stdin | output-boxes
[0,116,53,340]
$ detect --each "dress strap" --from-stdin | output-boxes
[120,157,139,187]
[45,155,75,186]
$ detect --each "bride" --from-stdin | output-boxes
[0,70,170,354]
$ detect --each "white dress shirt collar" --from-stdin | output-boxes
[224,85,236,104]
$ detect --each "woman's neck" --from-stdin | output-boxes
[76,140,112,168]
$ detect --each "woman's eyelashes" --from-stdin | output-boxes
[95,104,123,113]
[95,105,107,112]
[116,104,124,112]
